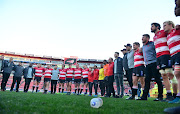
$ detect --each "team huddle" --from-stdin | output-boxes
[0,20,180,104]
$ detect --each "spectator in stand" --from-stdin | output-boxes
[1,57,14,91]
[99,64,105,97]
[51,65,59,94]
[105,57,115,97]
[114,52,124,98]
[88,67,93,96]
[10,62,24,92]
[93,65,99,97]
[23,63,35,92]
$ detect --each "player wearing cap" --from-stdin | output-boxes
[66,64,74,95]
[124,44,134,91]
[32,64,45,93]
[59,64,66,93]
[74,64,82,95]
[80,65,89,95]
[127,42,145,100]
[163,21,180,103]
[151,22,177,101]
[43,64,53,94]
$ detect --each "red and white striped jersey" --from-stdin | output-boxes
[44,68,53,78]
[34,67,45,77]
[74,68,82,79]
[66,68,74,78]
[82,68,89,78]
[167,29,180,56]
[134,48,144,68]
[59,69,67,80]
[153,30,170,58]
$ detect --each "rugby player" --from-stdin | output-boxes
[32,64,45,93]
[81,65,89,95]
[43,64,53,94]
[59,64,66,93]
[74,64,82,95]
[163,21,180,103]
[127,42,145,100]
[66,64,74,95]
[151,22,177,101]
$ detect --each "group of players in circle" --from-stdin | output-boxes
[124,21,180,104]
[0,21,180,104]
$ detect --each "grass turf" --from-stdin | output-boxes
[0,91,179,114]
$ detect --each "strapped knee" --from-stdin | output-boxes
[159,69,166,75]
[174,66,180,72]
[170,76,178,84]
[165,68,173,74]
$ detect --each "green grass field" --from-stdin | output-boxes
[0,91,179,114]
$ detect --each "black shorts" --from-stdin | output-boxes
[59,79,66,83]
[157,55,172,70]
[66,78,72,83]
[171,52,180,66]
[34,77,41,82]
[133,65,145,77]
[74,79,81,83]
[44,78,51,82]
[82,78,88,83]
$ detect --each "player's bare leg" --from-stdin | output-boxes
[85,82,88,95]
[62,83,65,93]
[69,82,72,94]
[46,81,50,93]
[80,83,84,94]
[139,77,145,90]
[36,81,40,93]
[169,65,180,103]
[74,83,78,95]
[166,68,178,98]
[32,80,36,93]
[127,76,138,100]
[77,83,80,95]
[58,83,61,93]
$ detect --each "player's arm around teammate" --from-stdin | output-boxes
[127,42,145,100]
[163,21,180,103]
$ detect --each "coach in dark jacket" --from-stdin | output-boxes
[1,57,14,91]
[114,52,124,98]
[10,62,24,92]
[23,63,35,92]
